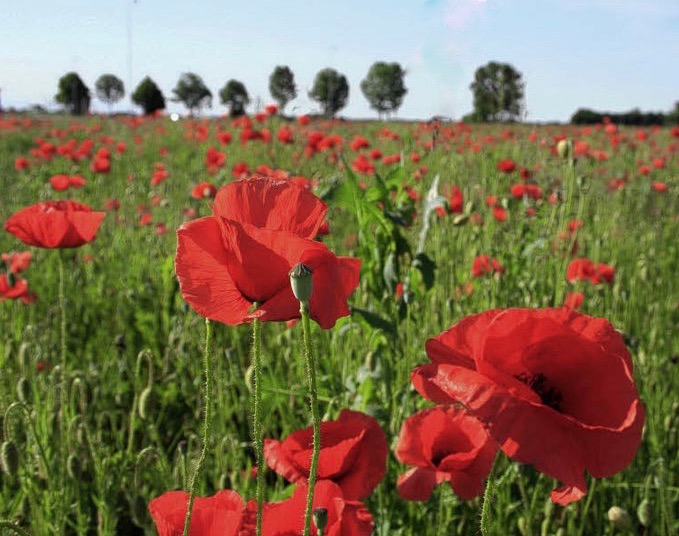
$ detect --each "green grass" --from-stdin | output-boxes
[0,114,678,535]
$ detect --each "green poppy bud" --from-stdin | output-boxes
[138,386,156,421]
[67,453,82,480]
[637,498,652,527]
[16,377,31,403]
[1,440,20,477]
[289,263,313,305]
[556,139,572,160]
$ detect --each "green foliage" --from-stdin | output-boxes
[269,66,297,112]
[309,68,349,118]
[469,61,524,122]
[95,74,125,106]
[131,76,166,115]
[219,79,249,117]
[172,73,212,115]
[360,62,407,118]
[571,108,666,126]
[55,72,90,115]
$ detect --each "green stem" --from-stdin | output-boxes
[480,455,499,536]
[301,303,321,536]
[183,319,214,536]
[57,252,69,506]
[252,316,264,536]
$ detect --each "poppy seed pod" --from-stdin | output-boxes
[313,507,328,532]
[1,440,20,477]
[289,263,313,305]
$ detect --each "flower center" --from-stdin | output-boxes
[515,372,563,412]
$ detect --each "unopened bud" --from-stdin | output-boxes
[289,263,313,305]
[313,507,328,533]
[67,453,83,480]
[138,386,156,421]
[16,377,31,403]
[556,139,572,160]
[607,506,632,530]
[637,498,652,527]
[1,440,20,477]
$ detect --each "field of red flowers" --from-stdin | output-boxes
[0,112,678,535]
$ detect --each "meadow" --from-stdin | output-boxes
[0,112,678,535]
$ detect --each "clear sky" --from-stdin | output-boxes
[2,0,678,122]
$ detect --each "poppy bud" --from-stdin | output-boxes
[138,386,156,421]
[17,342,29,370]
[16,377,31,403]
[218,471,231,490]
[289,263,313,305]
[607,506,632,530]
[1,440,20,477]
[517,516,528,536]
[637,498,652,527]
[313,507,328,533]
[556,139,572,160]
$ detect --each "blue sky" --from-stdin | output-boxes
[2,0,678,121]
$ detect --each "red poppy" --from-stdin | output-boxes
[90,156,111,174]
[396,406,498,501]
[448,185,463,214]
[191,182,217,199]
[492,206,507,222]
[471,255,504,278]
[149,490,246,536]
[205,146,226,173]
[5,201,105,249]
[563,291,584,310]
[264,409,387,500]
[566,258,614,285]
[14,157,30,171]
[497,159,516,173]
[216,131,233,145]
[256,480,373,535]
[175,177,360,328]
[0,274,36,303]
[1,251,31,273]
[651,181,668,193]
[277,127,294,144]
[411,308,645,505]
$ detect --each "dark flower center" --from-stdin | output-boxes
[515,372,563,412]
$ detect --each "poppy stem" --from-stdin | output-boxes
[57,252,69,492]
[252,315,265,536]
[480,455,499,535]
[301,302,321,536]
[183,318,213,536]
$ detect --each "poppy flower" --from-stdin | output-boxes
[14,157,30,171]
[411,308,645,505]
[0,274,36,303]
[264,409,387,500]
[149,489,246,536]
[395,406,498,501]
[563,291,584,310]
[492,206,507,222]
[471,255,504,278]
[651,181,668,193]
[191,182,217,199]
[497,159,516,173]
[255,480,373,536]
[175,176,360,328]
[277,127,294,144]
[205,146,226,173]
[1,251,31,273]
[5,201,105,249]
[447,185,463,214]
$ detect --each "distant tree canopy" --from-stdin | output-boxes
[668,102,679,125]
[132,77,166,115]
[269,66,297,112]
[468,62,524,123]
[219,80,249,117]
[95,74,125,106]
[571,108,666,126]
[172,73,212,115]
[55,72,91,115]
[309,68,349,118]
[360,62,407,118]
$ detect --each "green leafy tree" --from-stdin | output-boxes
[172,73,212,115]
[219,80,249,117]
[667,101,679,125]
[469,61,525,122]
[55,72,91,115]
[95,74,125,108]
[269,66,297,112]
[360,62,407,118]
[309,68,349,118]
[131,76,166,115]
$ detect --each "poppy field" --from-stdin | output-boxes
[0,113,678,535]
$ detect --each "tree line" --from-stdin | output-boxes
[53,61,532,122]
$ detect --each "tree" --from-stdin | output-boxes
[469,62,525,122]
[360,62,407,118]
[132,77,166,115]
[172,73,212,115]
[55,72,90,115]
[219,80,249,117]
[309,68,349,118]
[95,74,125,108]
[269,66,297,112]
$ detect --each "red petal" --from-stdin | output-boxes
[397,467,438,501]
